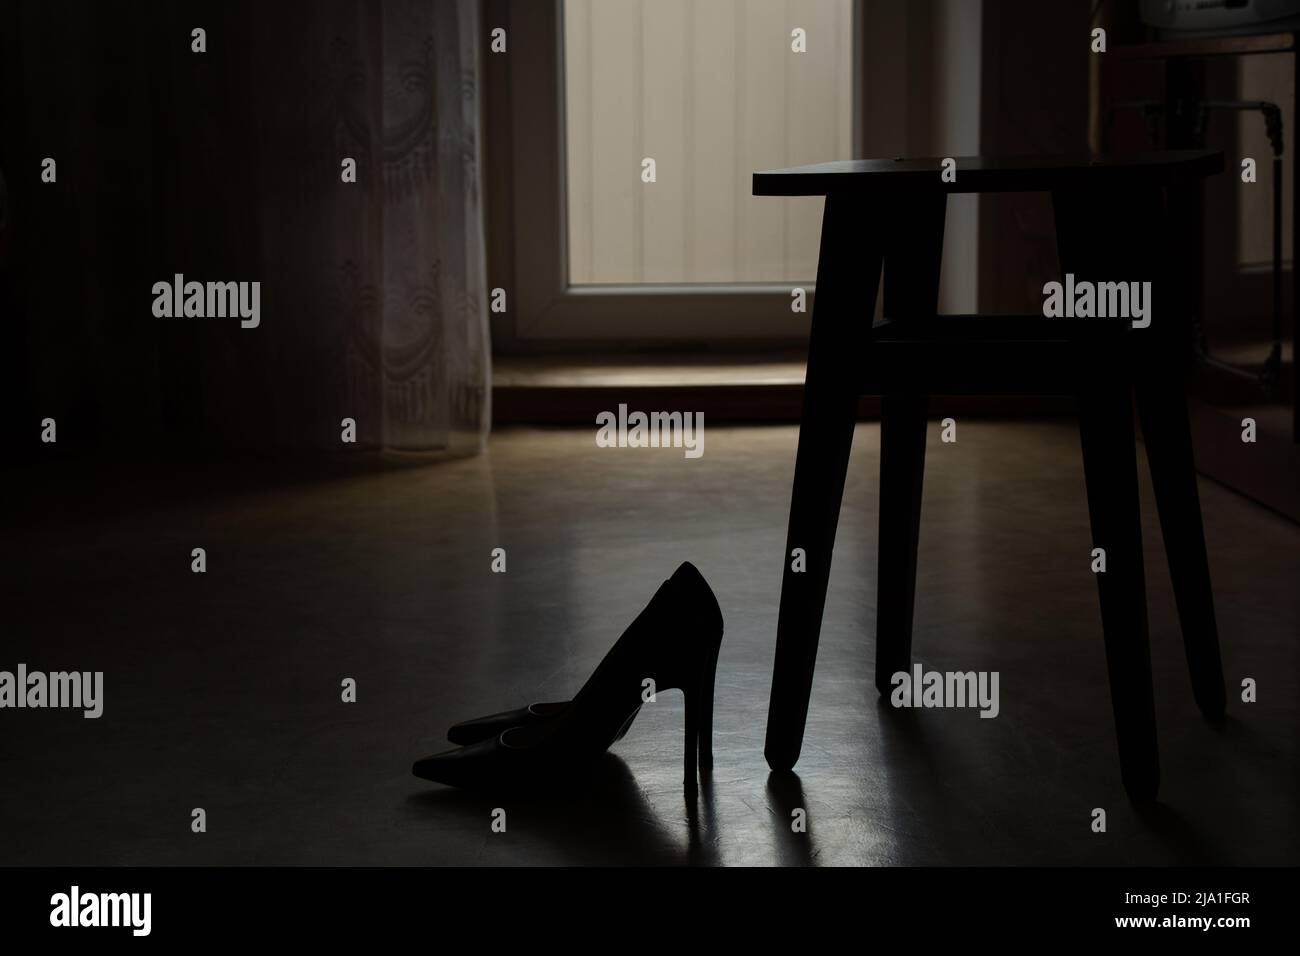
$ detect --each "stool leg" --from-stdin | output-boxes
[1127,182,1226,723]
[765,197,881,773]
[1136,377,1226,720]
[765,381,860,772]
[875,394,928,697]
[872,193,944,698]
[1078,384,1160,803]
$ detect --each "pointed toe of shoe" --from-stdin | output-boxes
[411,751,454,785]
[412,736,525,789]
[412,745,483,788]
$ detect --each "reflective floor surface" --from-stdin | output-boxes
[5,421,1297,864]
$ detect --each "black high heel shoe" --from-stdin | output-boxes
[412,561,723,789]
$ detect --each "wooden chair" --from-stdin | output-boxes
[754,152,1226,802]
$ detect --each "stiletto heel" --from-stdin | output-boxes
[413,561,725,791]
[683,684,700,787]
[697,640,720,772]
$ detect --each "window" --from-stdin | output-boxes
[493,0,861,345]
[563,0,853,287]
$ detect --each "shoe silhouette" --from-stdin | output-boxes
[413,561,723,790]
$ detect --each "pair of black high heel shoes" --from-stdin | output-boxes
[412,562,723,790]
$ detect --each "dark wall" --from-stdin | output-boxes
[1,0,386,462]
[977,0,1092,314]
[3,2,246,458]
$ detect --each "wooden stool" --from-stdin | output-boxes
[754,152,1226,802]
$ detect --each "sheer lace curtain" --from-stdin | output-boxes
[249,0,490,456]
[377,0,490,455]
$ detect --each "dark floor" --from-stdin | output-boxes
[4,421,1298,865]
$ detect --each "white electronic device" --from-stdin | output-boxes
[1140,0,1300,37]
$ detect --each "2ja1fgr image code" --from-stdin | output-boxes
[1126,891,1251,909]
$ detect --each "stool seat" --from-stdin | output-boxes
[753,150,1222,196]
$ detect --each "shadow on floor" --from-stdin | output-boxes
[404,754,727,866]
